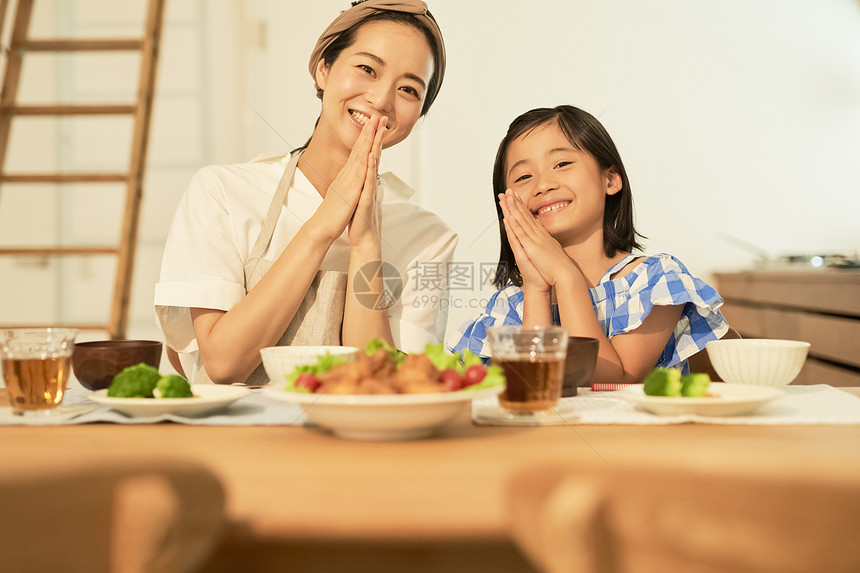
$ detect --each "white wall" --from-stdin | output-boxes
[420,0,860,343]
[0,0,241,370]
[247,0,860,344]
[3,0,859,359]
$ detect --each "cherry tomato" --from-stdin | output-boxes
[295,372,322,393]
[440,368,464,391]
[463,364,487,387]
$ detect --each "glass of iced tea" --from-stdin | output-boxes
[487,326,568,414]
[0,328,78,416]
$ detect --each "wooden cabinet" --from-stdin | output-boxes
[714,270,860,387]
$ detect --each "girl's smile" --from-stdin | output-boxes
[533,199,572,217]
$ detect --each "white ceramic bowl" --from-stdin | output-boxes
[262,384,504,441]
[705,339,810,387]
[259,346,358,384]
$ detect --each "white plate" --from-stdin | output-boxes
[90,385,250,417]
[620,383,782,416]
[262,384,504,441]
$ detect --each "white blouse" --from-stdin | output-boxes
[155,153,458,376]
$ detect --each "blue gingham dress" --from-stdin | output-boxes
[450,253,729,373]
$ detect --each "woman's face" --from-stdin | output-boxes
[504,123,621,245]
[315,20,434,153]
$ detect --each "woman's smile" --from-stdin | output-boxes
[315,20,432,154]
[349,109,372,126]
[349,108,391,130]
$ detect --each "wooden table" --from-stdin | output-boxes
[2,388,860,572]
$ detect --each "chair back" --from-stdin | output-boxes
[508,462,860,573]
[0,457,225,573]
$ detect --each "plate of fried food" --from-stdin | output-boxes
[620,368,781,416]
[262,339,505,441]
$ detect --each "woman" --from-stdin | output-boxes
[155,1,456,385]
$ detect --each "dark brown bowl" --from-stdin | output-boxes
[562,337,599,397]
[72,340,163,391]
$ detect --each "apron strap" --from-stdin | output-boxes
[243,150,303,288]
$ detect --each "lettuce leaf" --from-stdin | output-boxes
[365,338,406,365]
[424,343,483,373]
[466,364,505,391]
[424,343,459,371]
[423,343,505,390]
[460,349,484,369]
[285,352,348,391]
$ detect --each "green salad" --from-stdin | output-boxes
[284,338,505,394]
[422,343,505,392]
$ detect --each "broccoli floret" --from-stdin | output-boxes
[155,374,193,398]
[107,363,160,397]
[681,373,711,397]
[643,368,682,397]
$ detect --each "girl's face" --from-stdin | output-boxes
[504,122,622,246]
[315,20,433,154]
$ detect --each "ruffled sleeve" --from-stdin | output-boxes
[448,286,524,359]
[608,254,729,367]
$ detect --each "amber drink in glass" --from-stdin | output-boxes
[487,326,568,414]
[0,329,77,416]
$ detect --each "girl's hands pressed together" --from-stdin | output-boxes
[500,192,549,293]
[499,189,580,290]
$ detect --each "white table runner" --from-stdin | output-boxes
[0,382,307,426]
[4,383,859,427]
[472,385,860,426]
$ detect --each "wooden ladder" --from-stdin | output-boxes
[0,0,165,338]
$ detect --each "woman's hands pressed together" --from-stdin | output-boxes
[342,114,395,348]
[311,114,387,245]
[190,115,392,384]
[348,115,387,250]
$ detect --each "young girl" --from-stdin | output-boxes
[451,105,728,387]
[155,1,456,385]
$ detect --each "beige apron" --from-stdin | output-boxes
[204,150,347,385]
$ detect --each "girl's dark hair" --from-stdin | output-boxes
[295,12,441,152]
[491,105,644,289]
